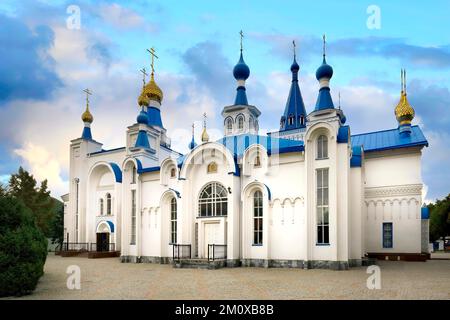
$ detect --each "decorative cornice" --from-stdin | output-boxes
[365,184,422,199]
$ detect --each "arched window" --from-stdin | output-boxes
[237,116,244,131]
[254,155,261,167]
[226,118,233,134]
[131,165,136,184]
[300,116,304,126]
[170,197,177,244]
[130,190,136,244]
[99,198,104,216]
[253,190,263,245]
[317,135,328,159]
[254,120,259,132]
[207,162,217,174]
[170,167,176,178]
[106,193,112,215]
[288,115,294,126]
[198,182,228,217]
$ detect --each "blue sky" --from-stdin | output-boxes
[0,0,449,201]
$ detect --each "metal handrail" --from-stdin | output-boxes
[61,242,89,252]
[172,244,191,262]
[89,242,116,252]
[207,244,227,261]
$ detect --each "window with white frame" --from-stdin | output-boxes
[170,167,176,178]
[226,118,233,134]
[237,116,244,131]
[317,135,328,159]
[198,182,228,217]
[170,197,177,244]
[130,190,136,244]
[316,168,329,244]
[106,193,112,215]
[131,165,136,184]
[383,222,393,248]
[253,190,263,245]
[99,198,104,216]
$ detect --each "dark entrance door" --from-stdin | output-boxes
[96,233,110,252]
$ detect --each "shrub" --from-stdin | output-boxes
[0,196,47,297]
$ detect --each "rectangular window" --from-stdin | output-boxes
[316,168,329,245]
[130,190,136,244]
[170,199,177,244]
[383,223,393,248]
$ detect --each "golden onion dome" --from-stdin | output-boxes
[138,88,150,107]
[201,127,209,143]
[395,91,415,125]
[144,73,163,103]
[81,106,93,123]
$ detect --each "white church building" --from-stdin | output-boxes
[64,38,430,269]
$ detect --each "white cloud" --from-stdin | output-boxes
[14,142,67,196]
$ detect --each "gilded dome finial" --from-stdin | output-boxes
[81,88,93,123]
[395,69,415,128]
[143,47,163,103]
[138,67,150,107]
[201,112,209,143]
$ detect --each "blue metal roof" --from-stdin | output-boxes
[280,57,307,132]
[351,125,428,152]
[218,134,304,158]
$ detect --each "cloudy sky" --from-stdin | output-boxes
[0,0,449,202]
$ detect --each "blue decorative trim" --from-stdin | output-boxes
[169,188,181,198]
[135,130,150,149]
[421,207,429,219]
[89,147,126,156]
[109,163,122,183]
[96,220,114,233]
[81,126,92,140]
[350,145,363,168]
[264,183,272,201]
[337,126,349,143]
[138,166,161,173]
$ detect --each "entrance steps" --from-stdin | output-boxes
[173,258,227,269]
[59,251,120,259]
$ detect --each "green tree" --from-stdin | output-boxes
[8,167,55,237]
[49,200,64,246]
[428,194,450,242]
[0,195,47,297]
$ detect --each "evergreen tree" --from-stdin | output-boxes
[429,194,450,242]
[8,167,55,237]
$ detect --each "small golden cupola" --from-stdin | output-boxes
[138,67,150,107]
[395,69,415,135]
[81,88,93,140]
[201,112,209,143]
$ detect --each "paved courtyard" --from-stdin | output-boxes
[10,254,450,299]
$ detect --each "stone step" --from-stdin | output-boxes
[173,259,227,269]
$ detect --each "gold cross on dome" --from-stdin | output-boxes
[146,47,158,73]
[140,67,148,86]
[83,88,92,107]
[239,30,244,51]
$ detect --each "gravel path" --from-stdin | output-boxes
[8,255,450,300]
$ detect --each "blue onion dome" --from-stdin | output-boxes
[340,114,347,124]
[316,57,333,80]
[233,52,250,80]
[290,58,300,73]
[137,109,149,124]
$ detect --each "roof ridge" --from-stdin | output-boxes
[351,125,420,137]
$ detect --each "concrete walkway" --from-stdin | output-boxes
[8,255,450,300]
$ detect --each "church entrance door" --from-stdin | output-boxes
[96,232,110,252]
[203,222,220,258]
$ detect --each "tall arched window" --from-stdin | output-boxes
[317,135,328,159]
[226,118,233,134]
[170,167,176,178]
[99,198,104,216]
[288,114,294,126]
[253,190,263,245]
[131,165,136,184]
[106,193,112,215]
[170,198,177,244]
[237,116,244,131]
[198,182,228,217]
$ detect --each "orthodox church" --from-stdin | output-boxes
[64,36,429,269]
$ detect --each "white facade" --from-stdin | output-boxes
[65,51,429,269]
